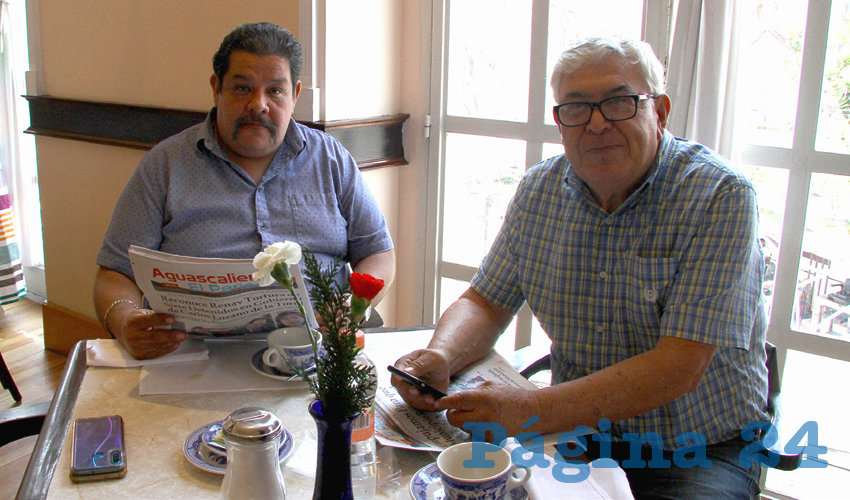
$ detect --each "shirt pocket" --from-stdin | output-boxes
[621,254,679,338]
[287,192,348,252]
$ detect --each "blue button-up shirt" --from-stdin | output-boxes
[471,131,769,449]
[97,110,393,281]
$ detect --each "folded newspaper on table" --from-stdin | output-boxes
[375,350,540,452]
[129,245,318,337]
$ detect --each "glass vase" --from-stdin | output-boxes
[308,400,357,500]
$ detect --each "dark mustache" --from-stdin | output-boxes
[234,116,279,136]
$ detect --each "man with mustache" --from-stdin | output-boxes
[393,36,768,499]
[94,23,394,360]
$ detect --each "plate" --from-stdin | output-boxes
[250,348,296,378]
[409,463,528,500]
[184,421,294,475]
[201,420,290,457]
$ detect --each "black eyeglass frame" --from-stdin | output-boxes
[553,94,658,127]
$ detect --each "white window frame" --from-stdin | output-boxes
[741,0,850,374]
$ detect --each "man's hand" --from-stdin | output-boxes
[438,382,541,436]
[111,306,186,360]
[391,348,451,411]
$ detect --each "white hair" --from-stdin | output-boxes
[550,36,666,101]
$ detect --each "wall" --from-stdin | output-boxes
[30,1,301,349]
[322,0,404,325]
[395,1,431,326]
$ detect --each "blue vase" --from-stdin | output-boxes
[308,400,357,500]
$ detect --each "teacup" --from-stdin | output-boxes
[262,327,322,374]
[437,442,531,500]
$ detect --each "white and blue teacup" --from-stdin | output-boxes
[437,442,531,500]
[262,327,322,375]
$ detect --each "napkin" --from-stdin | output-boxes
[504,439,634,500]
[139,339,308,395]
[85,338,209,367]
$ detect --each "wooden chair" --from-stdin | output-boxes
[0,400,50,448]
[510,341,802,471]
[0,350,22,401]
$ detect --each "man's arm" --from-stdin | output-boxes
[351,248,396,306]
[94,266,184,360]
[394,288,718,436]
[392,287,514,409]
[439,334,717,436]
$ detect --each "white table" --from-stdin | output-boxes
[22,328,631,499]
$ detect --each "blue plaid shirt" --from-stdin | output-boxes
[471,131,769,449]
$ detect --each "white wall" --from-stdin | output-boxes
[322,0,407,325]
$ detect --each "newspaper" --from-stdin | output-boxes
[129,245,317,337]
[375,350,539,452]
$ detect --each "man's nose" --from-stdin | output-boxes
[585,105,611,133]
[247,91,269,114]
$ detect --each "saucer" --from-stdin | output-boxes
[250,348,295,378]
[201,420,290,457]
[184,421,294,475]
[409,463,528,500]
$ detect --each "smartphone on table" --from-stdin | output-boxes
[70,415,127,483]
[387,365,447,399]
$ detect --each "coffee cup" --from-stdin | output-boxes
[262,327,321,374]
[437,442,531,500]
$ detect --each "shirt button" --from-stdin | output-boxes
[596,325,604,333]
[260,224,267,231]
[599,271,609,279]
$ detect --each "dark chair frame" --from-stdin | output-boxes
[1,350,22,401]
[0,400,51,448]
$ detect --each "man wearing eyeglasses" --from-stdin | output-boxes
[394,36,767,499]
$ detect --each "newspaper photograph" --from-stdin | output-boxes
[375,350,539,452]
[129,245,317,337]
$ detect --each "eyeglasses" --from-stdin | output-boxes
[553,94,657,127]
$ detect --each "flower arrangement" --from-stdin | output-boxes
[253,242,383,421]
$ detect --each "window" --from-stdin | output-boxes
[426,0,672,354]
[734,0,850,496]
[425,0,850,496]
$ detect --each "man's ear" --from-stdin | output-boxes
[655,94,672,136]
[293,80,302,102]
[210,74,220,105]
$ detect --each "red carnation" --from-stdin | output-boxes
[350,273,384,301]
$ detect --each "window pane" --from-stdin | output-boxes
[794,173,850,340]
[765,350,850,497]
[737,0,808,148]
[542,142,564,162]
[815,0,850,154]
[446,0,532,122]
[740,165,789,322]
[439,277,470,318]
[442,134,526,268]
[544,1,644,125]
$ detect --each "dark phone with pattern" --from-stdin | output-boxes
[387,365,447,399]
[70,415,127,483]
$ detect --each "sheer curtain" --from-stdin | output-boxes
[0,0,43,304]
[665,0,740,158]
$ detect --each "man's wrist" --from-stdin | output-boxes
[102,299,139,338]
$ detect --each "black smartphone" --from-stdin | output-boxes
[387,365,447,399]
[70,415,127,483]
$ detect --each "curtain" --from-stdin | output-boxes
[0,0,38,305]
[0,160,24,305]
[665,0,740,158]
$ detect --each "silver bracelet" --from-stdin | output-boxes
[102,299,139,337]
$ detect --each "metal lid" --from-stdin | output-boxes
[221,407,283,445]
